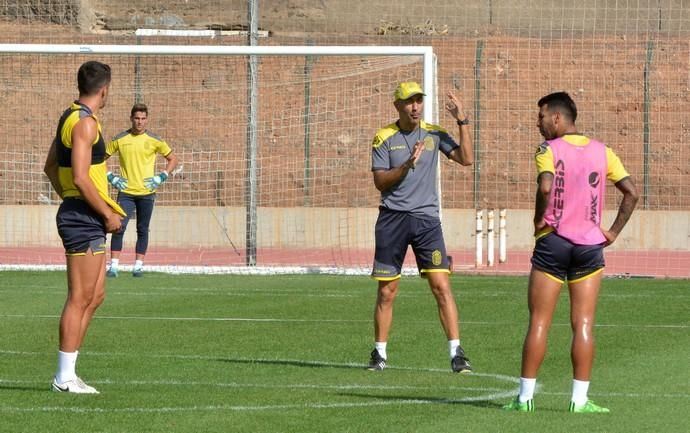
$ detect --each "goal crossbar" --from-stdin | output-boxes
[0,44,435,122]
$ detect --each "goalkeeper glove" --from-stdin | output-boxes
[144,171,169,190]
[106,171,128,191]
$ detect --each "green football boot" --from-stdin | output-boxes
[569,400,610,413]
[503,396,534,412]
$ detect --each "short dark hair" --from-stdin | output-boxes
[538,91,577,122]
[77,61,111,96]
[131,103,148,117]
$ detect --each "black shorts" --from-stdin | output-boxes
[531,231,605,282]
[371,208,449,280]
[56,198,107,256]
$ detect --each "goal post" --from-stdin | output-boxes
[0,43,437,274]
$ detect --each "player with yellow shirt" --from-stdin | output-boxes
[44,61,124,394]
[105,103,178,277]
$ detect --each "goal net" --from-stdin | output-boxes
[0,44,436,274]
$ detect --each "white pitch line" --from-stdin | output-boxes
[0,350,517,384]
[0,354,520,413]
[0,348,687,415]
[2,285,690,300]
[1,388,687,414]
[0,378,508,393]
[0,395,519,414]
[0,350,520,390]
[538,390,690,399]
[1,314,687,328]
[0,314,368,323]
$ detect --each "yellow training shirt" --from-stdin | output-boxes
[106,130,173,196]
[56,102,126,217]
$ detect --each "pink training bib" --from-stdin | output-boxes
[543,136,607,245]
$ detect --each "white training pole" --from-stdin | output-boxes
[499,209,507,263]
[487,209,495,267]
[475,210,483,267]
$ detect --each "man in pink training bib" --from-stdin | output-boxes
[504,92,639,413]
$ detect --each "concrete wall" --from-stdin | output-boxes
[79,0,690,34]
[2,205,687,252]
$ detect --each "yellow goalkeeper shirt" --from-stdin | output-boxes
[106,130,173,196]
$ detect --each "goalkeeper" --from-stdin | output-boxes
[105,103,178,277]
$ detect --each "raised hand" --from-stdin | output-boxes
[445,90,467,122]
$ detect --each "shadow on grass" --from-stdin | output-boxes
[0,383,49,392]
[217,357,365,370]
[338,392,508,409]
[216,357,517,410]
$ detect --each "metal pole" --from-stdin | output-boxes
[134,35,142,103]
[245,0,259,266]
[303,41,314,206]
[473,40,484,210]
[643,40,654,209]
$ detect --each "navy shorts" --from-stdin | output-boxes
[111,192,156,254]
[371,207,449,280]
[56,198,107,256]
[531,231,605,282]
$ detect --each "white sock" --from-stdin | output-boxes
[571,379,590,406]
[374,342,387,360]
[110,258,119,270]
[134,259,144,271]
[518,377,537,403]
[55,350,78,383]
[448,339,460,359]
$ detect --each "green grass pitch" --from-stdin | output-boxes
[0,271,687,432]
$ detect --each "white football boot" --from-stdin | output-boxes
[51,376,100,394]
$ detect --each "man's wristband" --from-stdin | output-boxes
[457,117,470,126]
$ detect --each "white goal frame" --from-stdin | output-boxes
[0,44,437,275]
